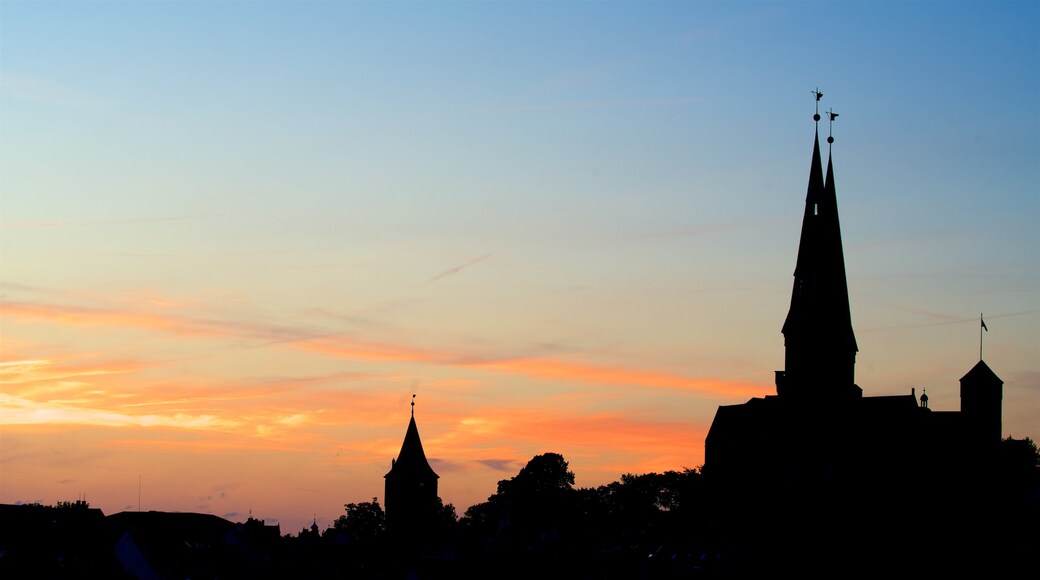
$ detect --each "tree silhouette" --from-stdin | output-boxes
[54,499,90,510]
[456,454,716,577]
[506,452,574,493]
[332,497,385,544]
[461,453,576,550]
[432,496,458,530]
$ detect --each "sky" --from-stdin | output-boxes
[1,1,1037,534]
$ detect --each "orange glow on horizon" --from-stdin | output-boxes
[2,292,748,530]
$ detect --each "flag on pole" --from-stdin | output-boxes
[981,317,988,331]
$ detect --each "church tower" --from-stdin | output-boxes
[384,395,440,535]
[776,95,861,402]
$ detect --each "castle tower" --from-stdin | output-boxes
[960,360,1003,446]
[383,396,439,535]
[776,102,861,402]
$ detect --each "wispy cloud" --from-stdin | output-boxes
[1,300,306,343]
[467,356,765,398]
[428,458,467,473]
[0,357,143,388]
[0,392,244,430]
[429,254,492,282]
[859,309,1035,333]
[3,295,766,399]
[0,346,389,448]
[474,458,521,472]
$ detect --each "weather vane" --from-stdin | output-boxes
[811,87,823,121]
[411,393,416,417]
[827,108,838,144]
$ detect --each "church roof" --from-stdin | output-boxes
[385,413,439,481]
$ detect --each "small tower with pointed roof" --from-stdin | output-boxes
[776,93,861,402]
[384,395,440,535]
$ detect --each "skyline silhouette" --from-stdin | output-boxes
[4,107,1035,578]
[2,1,1038,536]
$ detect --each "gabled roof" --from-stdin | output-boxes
[385,415,439,480]
[857,394,918,412]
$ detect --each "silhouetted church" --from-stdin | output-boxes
[702,100,1006,572]
[384,395,440,537]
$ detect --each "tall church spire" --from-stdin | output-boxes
[777,100,860,401]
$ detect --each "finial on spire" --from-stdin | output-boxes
[812,87,823,121]
[827,109,838,144]
[411,393,416,417]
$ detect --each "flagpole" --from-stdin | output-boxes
[979,313,984,361]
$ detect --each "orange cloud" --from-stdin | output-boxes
[296,337,765,399]
[1,357,143,387]
[0,348,380,447]
[469,357,765,398]
[2,301,215,336]
[3,297,769,400]
[0,300,297,342]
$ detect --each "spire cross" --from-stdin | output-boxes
[411,393,416,417]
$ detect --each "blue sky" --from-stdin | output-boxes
[2,1,1037,532]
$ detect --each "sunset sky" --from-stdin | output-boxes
[2,1,1037,533]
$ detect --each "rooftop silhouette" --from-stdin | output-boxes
[702,98,1021,576]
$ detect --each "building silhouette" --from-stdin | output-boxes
[383,395,440,540]
[702,105,1008,574]
[0,502,123,577]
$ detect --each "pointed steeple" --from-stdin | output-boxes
[788,127,826,288]
[384,396,440,536]
[390,414,439,480]
[386,402,439,482]
[822,140,858,357]
[777,103,860,401]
